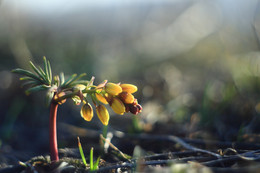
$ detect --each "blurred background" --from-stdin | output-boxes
[2,0,260,165]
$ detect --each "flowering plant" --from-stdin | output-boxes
[12,57,142,162]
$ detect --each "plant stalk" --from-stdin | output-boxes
[49,97,59,161]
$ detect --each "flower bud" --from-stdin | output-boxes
[119,92,134,104]
[133,99,138,105]
[80,103,93,121]
[129,105,139,115]
[110,97,125,115]
[54,92,66,105]
[96,105,110,125]
[95,93,108,104]
[129,104,142,115]
[96,80,108,89]
[105,82,122,96]
[73,84,86,91]
[72,95,82,105]
[120,84,137,93]
[136,104,143,112]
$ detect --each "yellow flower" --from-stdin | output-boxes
[95,93,108,104]
[110,97,125,115]
[80,103,93,121]
[120,84,137,93]
[96,105,110,125]
[105,82,122,96]
[119,92,134,104]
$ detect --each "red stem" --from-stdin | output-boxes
[49,99,59,161]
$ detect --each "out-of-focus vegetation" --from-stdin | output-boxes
[1,0,260,161]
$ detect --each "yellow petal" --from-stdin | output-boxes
[120,84,137,94]
[80,103,93,121]
[95,93,108,104]
[110,97,125,115]
[105,82,122,96]
[96,105,110,125]
[119,92,134,104]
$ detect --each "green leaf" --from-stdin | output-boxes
[25,85,49,95]
[47,59,52,83]
[38,66,50,84]
[67,73,87,87]
[21,80,41,88]
[59,72,65,85]
[72,80,90,86]
[93,156,100,170]
[90,147,94,170]
[87,76,95,88]
[20,77,34,81]
[61,74,77,87]
[12,68,45,84]
[77,137,87,167]
[29,61,48,84]
[61,73,87,88]
[43,56,50,82]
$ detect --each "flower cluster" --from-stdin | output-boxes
[80,81,142,126]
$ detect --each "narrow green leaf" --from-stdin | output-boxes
[38,66,50,84]
[72,80,90,86]
[61,74,77,87]
[21,80,41,88]
[59,72,65,85]
[87,76,95,89]
[90,147,94,170]
[20,77,34,81]
[53,75,60,86]
[29,61,48,83]
[66,73,87,87]
[77,137,87,166]
[93,156,100,170]
[43,56,50,82]
[25,85,49,95]
[12,68,45,83]
[47,60,52,83]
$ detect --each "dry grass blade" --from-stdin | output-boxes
[100,135,131,161]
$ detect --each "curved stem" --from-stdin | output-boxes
[49,99,59,161]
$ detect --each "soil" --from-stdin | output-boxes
[1,119,260,173]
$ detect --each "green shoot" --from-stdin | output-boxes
[77,137,100,171]
[77,137,87,166]
[90,147,100,171]
[90,147,94,170]
[93,156,101,171]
